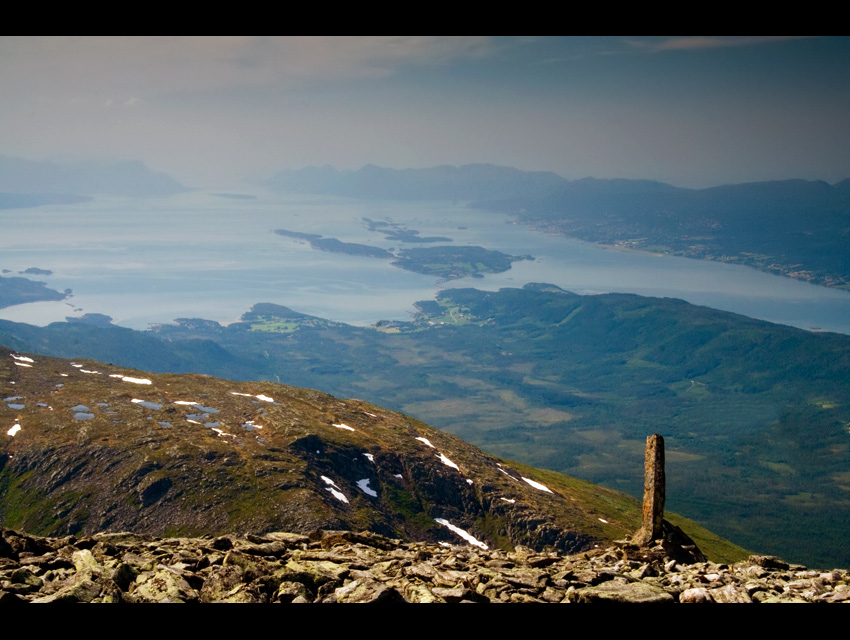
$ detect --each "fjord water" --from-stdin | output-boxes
[4,189,850,335]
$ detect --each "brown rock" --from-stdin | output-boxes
[570,581,675,604]
[633,435,665,547]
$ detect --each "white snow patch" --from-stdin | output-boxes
[364,453,375,463]
[229,392,274,403]
[466,479,474,485]
[80,369,100,375]
[498,468,517,481]
[122,377,152,385]
[598,518,609,524]
[212,428,235,438]
[109,374,124,379]
[500,498,516,504]
[131,399,144,404]
[439,542,451,547]
[187,420,201,425]
[321,475,340,489]
[394,474,403,480]
[7,424,21,437]
[13,362,32,368]
[522,477,553,494]
[173,401,197,406]
[434,519,489,550]
[437,453,459,471]
[11,355,34,363]
[333,423,355,432]
[60,374,68,378]
[415,437,436,449]
[365,412,377,418]
[321,476,349,504]
[71,364,83,368]
[357,479,378,497]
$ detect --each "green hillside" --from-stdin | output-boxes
[2,285,848,567]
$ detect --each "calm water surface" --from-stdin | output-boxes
[3,189,850,335]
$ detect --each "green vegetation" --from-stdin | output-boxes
[476,178,850,290]
[274,229,392,259]
[413,298,477,327]
[5,348,721,556]
[275,227,530,281]
[4,286,850,567]
[665,512,751,565]
[392,246,530,280]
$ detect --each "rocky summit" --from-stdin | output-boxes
[2,345,774,605]
[2,527,848,603]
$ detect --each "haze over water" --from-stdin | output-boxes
[3,189,850,336]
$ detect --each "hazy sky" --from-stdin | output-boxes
[2,36,848,188]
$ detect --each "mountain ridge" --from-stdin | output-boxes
[0,154,187,199]
[266,161,850,289]
[0,346,742,564]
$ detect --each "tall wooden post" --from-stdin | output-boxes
[633,434,665,547]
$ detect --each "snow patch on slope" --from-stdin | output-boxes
[321,476,349,504]
[522,477,553,494]
[357,479,377,497]
[435,519,488,550]
[437,453,459,471]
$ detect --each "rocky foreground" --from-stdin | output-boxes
[1,527,847,603]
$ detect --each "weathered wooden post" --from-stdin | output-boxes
[633,434,665,547]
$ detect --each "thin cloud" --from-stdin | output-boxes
[632,36,817,53]
[0,37,497,99]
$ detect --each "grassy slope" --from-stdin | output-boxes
[2,287,846,566]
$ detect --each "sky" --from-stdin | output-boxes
[1,36,848,189]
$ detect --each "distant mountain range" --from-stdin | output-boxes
[0,155,187,201]
[269,163,850,289]
[266,163,567,201]
[476,176,850,289]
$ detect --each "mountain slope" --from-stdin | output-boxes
[0,346,741,562]
[475,177,850,289]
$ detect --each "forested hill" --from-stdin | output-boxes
[474,177,850,289]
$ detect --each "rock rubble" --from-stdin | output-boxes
[1,527,847,603]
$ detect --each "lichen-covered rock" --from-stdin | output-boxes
[569,581,675,604]
[131,567,199,603]
[1,527,847,604]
